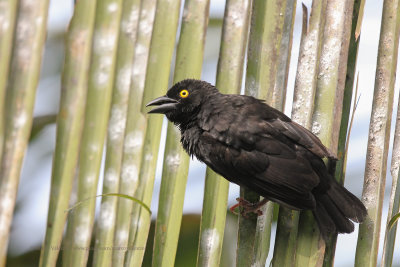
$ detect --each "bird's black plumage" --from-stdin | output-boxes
[147,79,367,237]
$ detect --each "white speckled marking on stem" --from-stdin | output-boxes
[104,168,118,184]
[107,2,118,13]
[165,153,180,168]
[116,65,132,94]
[200,228,220,261]
[311,121,322,135]
[14,111,27,128]
[99,200,115,229]
[74,216,91,246]
[121,164,138,185]
[108,106,127,141]
[124,131,144,153]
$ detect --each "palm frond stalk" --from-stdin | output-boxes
[112,0,156,264]
[197,0,251,266]
[0,0,50,265]
[381,90,400,267]
[237,0,296,266]
[152,0,210,266]
[381,87,400,267]
[272,2,325,264]
[39,0,97,266]
[323,0,365,265]
[0,0,18,164]
[62,0,123,265]
[93,0,141,266]
[123,0,182,265]
[355,0,400,266]
[295,0,355,266]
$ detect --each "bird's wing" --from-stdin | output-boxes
[198,131,317,210]
[199,95,334,158]
[265,118,336,159]
[196,95,331,209]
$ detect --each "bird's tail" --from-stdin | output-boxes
[312,178,367,239]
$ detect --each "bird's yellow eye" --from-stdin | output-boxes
[179,89,189,98]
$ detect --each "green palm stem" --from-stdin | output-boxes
[0,0,50,265]
[197,0,251,266]
[272,2,325,265]
[0,0,18,164]
[323,0,365,265]
[39,1,97,266]
[62,0,123,266]
[253,0,296,265]
[122,0,182,266]
[380,6,400,267]
[237,0,295,266]
[152,0,210,266]
[355,0,400,266]
[381,96,400,267]
[93,0,141,266]
[112,0,156,264]
[295,0,356,266]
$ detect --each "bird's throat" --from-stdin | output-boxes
[180,126,202,157]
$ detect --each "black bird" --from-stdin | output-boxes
[147,79,366,237]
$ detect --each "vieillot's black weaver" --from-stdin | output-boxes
[147,79,367,238]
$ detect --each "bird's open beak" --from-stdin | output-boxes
[146,95,178,114]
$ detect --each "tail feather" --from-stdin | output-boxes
[312,202,336,236]
[313,178,367,239]
[318,194,355,233]
[327,181,367,223]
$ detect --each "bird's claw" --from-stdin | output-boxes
[229,197,268,218]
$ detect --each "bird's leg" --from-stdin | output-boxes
[229,197,268,217]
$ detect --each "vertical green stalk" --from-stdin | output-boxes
[323,1,365,265]
[62,0,123,266]
[0,0,50,265]
[197,0,251,266]
[381,96,400,267]
[253,1,296,265]
[295,0,355,266]
[152,0,210,266]
[39,1,97,266]
[0,0,18,164]
[93,0,141,266]
[271,0,296,110]
[112,0,156,264]
[272,2,324,265]
[355,0,400,266]
[123,0,182,266]
[237,0,295,266]
[333,0,365,186]
[380,4,400,267]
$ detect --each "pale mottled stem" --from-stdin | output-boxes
[323,0,365,265]
[355,0,400,266]
[112,0,156,265]
[93,0,141,266]
[39,0,96,266]
[272,4,319,266]
[295,0,355,266]
[123,0,182,265]
[197,1,252,265]
[152,0,210,266]
[238,0,296,266]
[381,92,400,267]
[0,0,18,164]
[62,0,123,265]
[252,0,297,265]
[0,0,50,265]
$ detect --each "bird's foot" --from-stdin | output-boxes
[229,197,268,218]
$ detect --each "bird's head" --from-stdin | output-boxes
[146,79,218,125]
